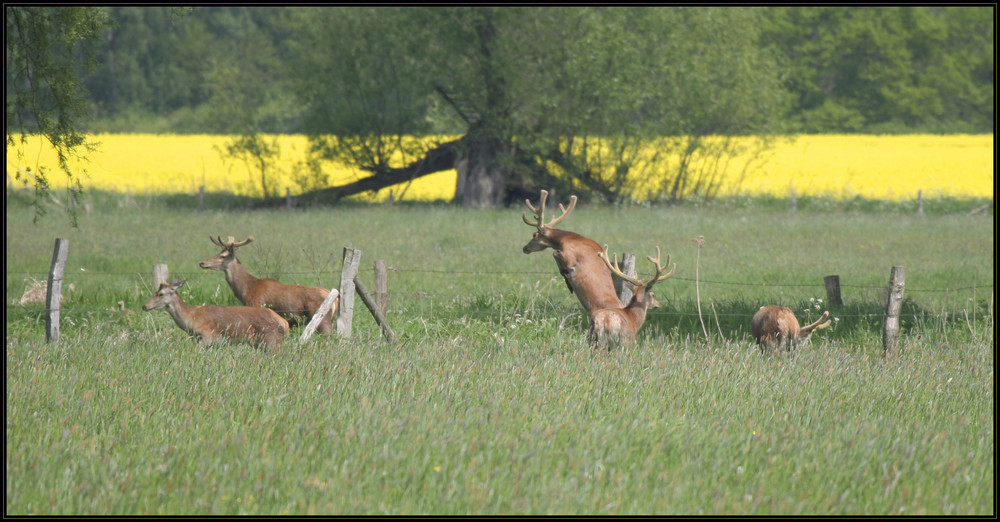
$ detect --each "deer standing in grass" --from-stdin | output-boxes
[522,190,623,325]
[199,236,337,333]
[590,245,675,348]
[751,305,831,353]
[142,279,289,349]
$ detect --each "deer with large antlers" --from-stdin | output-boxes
[143,279,290,349]
[751,305,831,353]
[199,236,337,333]
[522,190,623,324]
[589,245,676,348]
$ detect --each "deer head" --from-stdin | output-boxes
[199,235,255,271]
[598,244,675,309]
[142,278,185,311]
[522,189,578,253]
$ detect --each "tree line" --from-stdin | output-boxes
[6,6,994,211]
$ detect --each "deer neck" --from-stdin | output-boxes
[622,290,653,329]
[223,256,258,303]
[545,228,588,251]
[163,295,198,336]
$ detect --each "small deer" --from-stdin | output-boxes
[590,245,675,349]
[522,190,623,322]
[751,305,831,353]
[142,278,290,349]
[199,236,337,333]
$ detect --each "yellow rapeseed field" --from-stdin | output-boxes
[6,133,993,202]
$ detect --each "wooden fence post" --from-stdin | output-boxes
[374,260,389,313]
[153,264,169,289]
[917,189,924,215]
[824,275,843,307]
[791,188,797,212]
[354,275,398,344]
[337,247,362,337]
[613,253,637,306]
[285,187,292,211]
[45,238,70,343]
[882,265,906,356]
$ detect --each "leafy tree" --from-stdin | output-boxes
[285,6,786,207]
[760,6,994,133]
[6,5,111,224]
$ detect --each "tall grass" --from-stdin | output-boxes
[5,191,994,515]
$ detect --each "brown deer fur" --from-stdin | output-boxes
[751,305,831,353]
[143,279,289,349]
[589,245,675,349]
[199,236,337,333]
[522,190,622,321]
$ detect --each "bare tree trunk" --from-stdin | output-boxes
[455,136,507,209]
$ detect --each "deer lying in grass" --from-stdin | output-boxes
[590,245,675,349]
[751,305,831,353]
[199,236,337,333]
[142,279,289,349]
[522,190,623,324]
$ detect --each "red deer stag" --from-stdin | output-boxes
[590,245,675,348]
[142,278,289,349]
[199,236,337,333]
[522,190,623,323]
[751,305,831,353]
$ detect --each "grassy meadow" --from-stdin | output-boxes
[5,185,994,515]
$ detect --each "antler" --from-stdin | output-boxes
[801,310,831,332]
[522,189,577,230]
[599,244,676,290]
[209,235,255,249]
[643,246,675,291]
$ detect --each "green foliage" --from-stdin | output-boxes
[5,5,111,225]
[760,6,994,133]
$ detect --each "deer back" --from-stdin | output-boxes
[752,305,830,352]
[192,304,290,349]
[544,230,622,313]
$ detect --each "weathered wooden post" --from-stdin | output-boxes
[374,260,389,313]
[882,265,906,356]
[300,288,340,342]
[152,264,169,289]
[354,275,398,344]
[613,253,637,306]
[46,238,70,343]
[337,247,362,337]
[824,275,843,307]
[917,190,924,215]
[285,188,292,211]
[791,188,797,212]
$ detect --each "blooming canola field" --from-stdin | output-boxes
[6,134,993,202]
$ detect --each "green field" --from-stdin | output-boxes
[5,191,994,515]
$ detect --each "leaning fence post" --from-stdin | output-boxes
[300,288,340,343]
[338,247,362,337]
[152,264,169,289]
[824,275,843,307]
[883,265,906,356]
[354,275,398,344]
[613,253,637,306]
[45,238,70,343]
